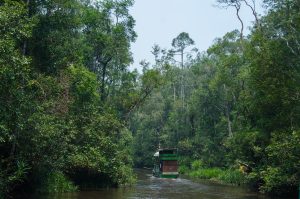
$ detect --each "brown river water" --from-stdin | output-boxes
[30,169,295,199]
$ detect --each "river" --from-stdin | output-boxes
[32,169,294,199]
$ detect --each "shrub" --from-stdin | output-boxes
[191,160,203,170]
[38,171,77,193]
[178,165,189,174]
[260,131,300,195]
[189,168,222,180]
[188,164,247,186]
[218,169,247,185]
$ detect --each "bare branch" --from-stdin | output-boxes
[282,36,297,56]
[216,0,244,39]
[234,3,244,39]
[242,0,260,28]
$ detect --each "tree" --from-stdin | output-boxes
[83,0,137,102]
[172,32,195,105]
[0,0,138,196]
[216,0,244,39]
[30,0,84,73]
[0,0,35,195]
[216,0,261,38]
[172,32,195,68]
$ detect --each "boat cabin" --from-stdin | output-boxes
[153,148,179,178]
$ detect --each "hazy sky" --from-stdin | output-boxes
[129,0,265,71]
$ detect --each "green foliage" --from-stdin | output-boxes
[172,32,195,52]
[260,167,290,194]
[190,168,223,180]
[0,0,36,196]
[69,65,99,102]
[62,66,136,188]
[260,130,300,194]
[31,0,85,73]
[0,0,138,197]
[1,0,300,197]
[178,165,189,175]
[187,160,247,185]
[0,161,29,197]
[191,160,204,171]
[218,170,247,185]
[130,0,300,195]
[226,131,267,166]
[38,171,77,193]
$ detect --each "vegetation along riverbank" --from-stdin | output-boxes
[179,161,248,186]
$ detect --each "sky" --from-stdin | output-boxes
[129,0,265,71]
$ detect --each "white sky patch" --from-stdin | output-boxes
[129,0,265,71]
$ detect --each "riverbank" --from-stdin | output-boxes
[21,169,296,199]
[180,162,248,187]
[184,168,247,186]
[179,162,299,198]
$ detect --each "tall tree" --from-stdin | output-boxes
[0,0,35,194]
[172,32,194,105]
[83,0,137,102]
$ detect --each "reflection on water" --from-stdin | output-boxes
[32,169,293,199]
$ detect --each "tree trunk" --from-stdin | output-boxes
[235,4,244,40]
[226,104,233,137]
[101,63,107,101]
[173,83,176,102]
[180,49,185,106]
[224,84,233,137]
[100,58,112,102]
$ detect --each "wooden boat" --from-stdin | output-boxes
[153,148,179,178]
